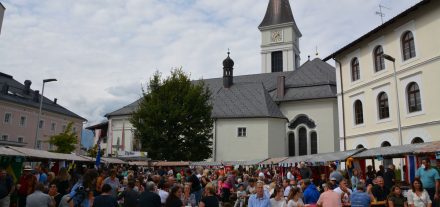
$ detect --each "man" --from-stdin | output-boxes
[317,182,341,207]
[0,168,14,207]
[186,169,203,204]
[299,162,313,180]
[333,179,352,206]
[376,165,385,177]
[48,183,63,207]
[248,181,270,207]
[371,176,389,207]
[118,180,139,207]
[93,184,118,207]
[350,183,372,207]
[18,165,37,207]
[415,158,440,204]
[302,179,320,205]
[102,169,120,197]
[383,164,395,191]
[282,178,291,197]
[329,164,343,183]
[167,175,176,188]
[38,166,48,185]
[157,181,169,205]
[26,183,55,207]
[138,181,161,207]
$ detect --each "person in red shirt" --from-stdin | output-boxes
[17,165,37,207]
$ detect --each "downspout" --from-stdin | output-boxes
[333,58,347,151]
[213,119,217,161]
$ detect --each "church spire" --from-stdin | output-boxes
[222,50,234,88]
[259,0,295,29]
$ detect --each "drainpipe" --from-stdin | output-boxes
[213,119,217,161]
[333,58,347,151]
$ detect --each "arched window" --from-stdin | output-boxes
[298,127,307,156]
[378,92,389,119]
[407,82,422,113]
[354,100,364,125]
[351,57,360,81]
[402,31,416,60]
[381,141,391,147]
[356,144,365,149]
[288,132,295,156]
[311,131,317,154]
[374,46,385,72]
[411,137,424,144]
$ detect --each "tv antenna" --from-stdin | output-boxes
[375,4,391,24]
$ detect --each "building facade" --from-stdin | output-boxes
[325,0,440,150]
[0,72,86,151]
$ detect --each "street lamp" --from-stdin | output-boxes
[382,54,404,181]
[34,78,57,149]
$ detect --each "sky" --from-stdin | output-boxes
[0,0,421,130]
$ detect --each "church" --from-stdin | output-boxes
[102,0,340,161]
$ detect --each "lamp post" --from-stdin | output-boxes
[34,78,57,149]
[382,54,404,181]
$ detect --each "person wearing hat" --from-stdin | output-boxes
[17,165,37,207]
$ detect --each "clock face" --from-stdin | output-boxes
[271,30,283,43]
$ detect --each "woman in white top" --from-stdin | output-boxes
[287,187,304,207]
[407,178,432,207]
[270,185,287,207]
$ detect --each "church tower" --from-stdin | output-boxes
[259,0,302,73]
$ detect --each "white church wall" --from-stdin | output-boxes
[108,116,135,154]
[268,118,288,158]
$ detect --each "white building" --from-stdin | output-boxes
[104,0,340,161]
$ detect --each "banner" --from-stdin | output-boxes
[406,155,418,183]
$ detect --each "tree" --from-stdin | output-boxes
[48,122,78,153]
[131,69,213,161]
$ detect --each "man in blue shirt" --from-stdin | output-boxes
[301,179,320,204]
[350,183,372,207]
[248,181,270,207]
[416,158,440,205]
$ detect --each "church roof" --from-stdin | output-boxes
[259,0,296,28]
[105,58,336,119]
[0,73,86,121]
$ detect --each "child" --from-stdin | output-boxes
[235,184,247,207]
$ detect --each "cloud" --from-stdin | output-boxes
[0,0,420,126]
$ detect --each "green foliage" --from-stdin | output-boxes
[87,144,104,158]
[48,122,78,153]
[131,68,213,161]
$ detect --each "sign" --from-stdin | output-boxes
[117,151,147,158]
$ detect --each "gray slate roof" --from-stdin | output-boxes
[0,73,86,121]
[259,0,295,28]
[105,58,336,119]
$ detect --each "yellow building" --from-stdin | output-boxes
[324,0,440,151]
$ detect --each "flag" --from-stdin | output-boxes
[406,155,418,183]
[96,143,101,169]
[121,121,125,151]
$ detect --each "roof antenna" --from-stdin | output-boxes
[375,4,390,24]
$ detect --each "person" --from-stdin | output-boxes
[415,158,440,204]
[286,187,304,207]
[287,168,295,181]
[18,165,37,207]
[48,183,63,207]
[302,179,320,205]
[181,183,193,205]
[248,181,270,207]
[377,165,385,178]
[69,169,98,207]
[102,169,120,197]
[247,178,256,195]
[93,184,118,207]
[235,184,247,207]
[54,167,70,195]
[317,174,328,193]
[350,183,372,207]
[371,176,390,207]
[407,178,432,207]
[134,178,145,192]
[283,179,291,197]
[158,181,170,205]
[384,164,396,191]
[0,168,14,207]
[138,181,161,207]
[351,169,360,190]
[366,165,376,185]
[95,170,106,194]
[329,164,343,183]
[186,169,203,204]
[387,185,408,207]
[38,166,48,185]
[26,183,55,207]
[165,185,184,207]
[333,179,352,206]
[299,162,313,180]
[118,180,139,207]
[58,193,74,207]
[316,182,341,207]
[200,185,219,207]
[270,185,286,207]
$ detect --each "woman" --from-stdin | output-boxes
[366,165,376,185]
[407,178,432,207]
[270,185,286,207]
[55,167,70,195]
[181,183,192,205]
[387,185,408,207]
[351,169,360,190]
[165,185,184,207]
[200,185,219,207]
[287,187,304,207]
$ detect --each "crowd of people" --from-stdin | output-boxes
[0,158,439,207]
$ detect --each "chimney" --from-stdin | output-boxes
[33,90,40,102]
[24,80,32,95]
[54,98,57,104]
[1,83,8,95]
[277,76,285,98]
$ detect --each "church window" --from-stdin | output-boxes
[356,144,365,149]
[288,132,295,156]
[411,137,424,144]
[237,127,247,137]
[354,100,364,125]
[378,92,389,119]
[351,57,360,81]
[381,141,391,147]
[407,82,422,113]
[374,46,385,72]
[298,127,307,156]
[271,51,283,72]
[311,131,317,154]
[402,31,416,60]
